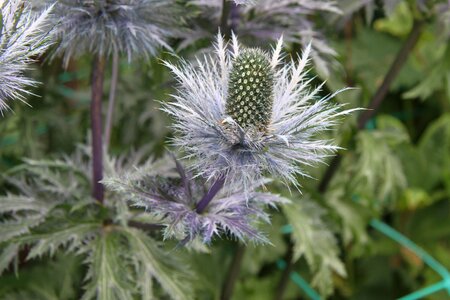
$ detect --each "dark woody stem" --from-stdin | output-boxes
[195,175,226,214]
[91,55,106,203]
[220,0,231,37]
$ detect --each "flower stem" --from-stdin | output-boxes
[195,175,226,213]
[273,241,294,300]
[91,55,106,203]
[104,50,119,150]
[276,19,424,300]
[220,243,246,300]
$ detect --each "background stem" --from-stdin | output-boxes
[91,55,106,203]
[275,19,424,300]
[221,244,246,300]
[274,242,294,300]
[104,50,119,149]
[220,0,231,37]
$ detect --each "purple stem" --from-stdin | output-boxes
[91,55,106,203]
[195,175,226,214]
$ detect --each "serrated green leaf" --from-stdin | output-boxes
[121,227,193,300]
[350,118,408,207]
[418,114,450,192]
[403,46,450,100]
[0,215,45,243]
[0,195,49,214]
[282,198,346,297]
[0,244,19,275]
[327,193,370,247]
[82,231,134,300]
[25,222,101,260]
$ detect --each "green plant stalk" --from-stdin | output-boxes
[91,55,106,203]
[275,19,424,300]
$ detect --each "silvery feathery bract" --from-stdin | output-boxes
[37,0,183,64]
[104,157,287,244]
[164,34,357,188]
[0,0,53,112]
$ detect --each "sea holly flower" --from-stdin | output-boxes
[0,0,53,112]
[104,157,287,244]
[184,0,341,76]
[37,0,183,64]
[163,34,358,188]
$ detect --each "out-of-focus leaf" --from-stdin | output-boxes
[282,198,346,297]
[0,254,83,300]
[397,188,432,211]
[404,46,450,100]
[374,2,413,36]
[326,191,370,249]
[418,114,450,192]
[350,115,408,208]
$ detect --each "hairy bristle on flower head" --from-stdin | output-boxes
[0,0,53,113]
[36,0,183,65]
[226,49,274,131]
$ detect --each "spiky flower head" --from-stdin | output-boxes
[164,34,358,188]
[37,0,183,65]
[104,157,286,244]
[185,0,341,76]
[0,0,53,113]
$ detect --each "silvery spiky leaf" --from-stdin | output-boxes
[185,0,341,76]
[163,34,358,188]
[0,0,53,113]
[0,148,194,300]
[37,0,183,65]
[103,156,287,244]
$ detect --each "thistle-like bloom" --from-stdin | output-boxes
[186,0,341,76]
[38,0,183,64]
[104,157,286,244]
[0,0,53,112]
[164,34,357,188]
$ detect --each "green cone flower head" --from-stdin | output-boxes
[226,49,274,131]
